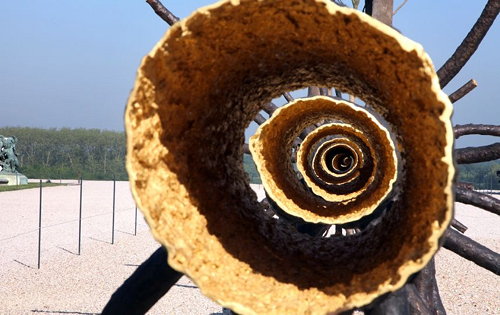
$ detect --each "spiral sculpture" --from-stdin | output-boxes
[251,96,398,224]
[123,0,456,313]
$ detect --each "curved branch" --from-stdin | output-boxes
[406,284,433,315]
[448,79,477,103]
[454,124,500,139]
[443,228,500,275]
[437,0,500,88]
[451,218,468,233]
[455,186,500,216]
[254,113,266,125]
[262,102,278,116]
[308,87,321,97]
[319,87,331,96]
[412,258,445,315]
[393,0,409,16]
[145,0,180,26]
[455,142,500,164]
[244,143,251,155]
[283,92,294,103]
[364,287,411,315]
[102,246,183,314]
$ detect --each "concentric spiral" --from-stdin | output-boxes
[125,0,454,314]
[251,96,397,223]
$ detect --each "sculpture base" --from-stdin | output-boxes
[0,172,28,186]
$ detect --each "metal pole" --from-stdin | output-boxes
[134,206,138,236]
[491,169,494,193]
[112,176,116,244]
[38,179,42,269]
[78,177,83,255]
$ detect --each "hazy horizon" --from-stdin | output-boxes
[1,1,498,148]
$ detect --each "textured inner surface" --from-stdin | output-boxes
[317,140,362,179]
[313,137,364,184]
[125,0,454,314]
[254,99,398,222]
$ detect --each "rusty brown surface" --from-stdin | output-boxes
[125,1,454,313]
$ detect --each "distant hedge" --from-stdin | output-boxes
[4,126,495,188]
[0,127,127,180]
[457,159,500,190]
[0,127,263,183]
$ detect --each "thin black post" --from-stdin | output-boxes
[38,179,42,269]
[112,176,116,244]
[78,177,83,255]
[134,206,138,236]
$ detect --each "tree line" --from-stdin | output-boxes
[1,127,497,187]
[0,127,263,183]
[0,127,127,180]
[458,160,500,190]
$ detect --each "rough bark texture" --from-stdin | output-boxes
[364,287,410,315]
[455,142,500,164]
[307,86,321,97]
[443,228,500,275]
[437,0,500,88]
[406,284,432,315]
[131,1,460,314]
[454,124,500,138]
[451,218,468,233]
[448,79,477,103]
[371,0,394,25]
[455,186,500,216]
[102,247,182,314]
[412,258,446,315]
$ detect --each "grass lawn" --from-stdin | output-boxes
[0,182,65,192]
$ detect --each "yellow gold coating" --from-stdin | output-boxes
[125,0,454,314]
[252,98,397,222]
[315,138,360,180]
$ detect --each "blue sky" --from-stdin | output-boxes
[0,1,498,148]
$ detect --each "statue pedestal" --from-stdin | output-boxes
[0,172,28,186]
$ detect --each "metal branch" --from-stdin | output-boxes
[443,228,500,275]
[456,181,475,190]
[412,258,446,315]
[406,284,433,315]
[254,113,266,125]
[437,0,500,88]
[262,102,278,116]
[455,142,500,164]
[299,126,317,140]
[370,0,394,25]
[283,92,294,103]
[448,79,478,103]
[308,87,321,97]
[102,246,182,314]
[364,286,411,315]
[392,0,409,16]
[455,186,500,216]
[454,124,500,139]
[451,218,468,233]
[319,88,331,96]
[145,0,180,26]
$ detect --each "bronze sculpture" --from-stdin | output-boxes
[0,136,20,173]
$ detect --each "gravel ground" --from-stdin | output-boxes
[0,181,498,314]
